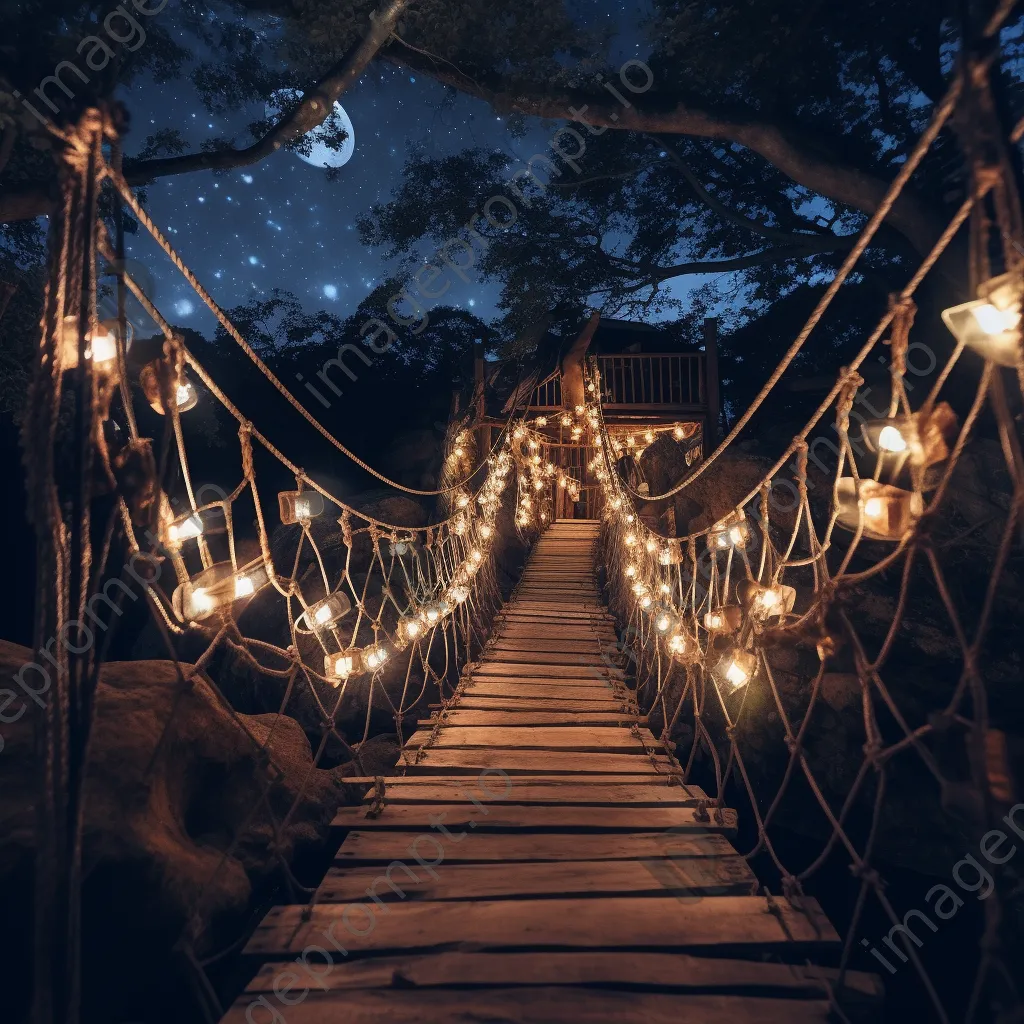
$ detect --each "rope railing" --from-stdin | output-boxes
[585,155,1024,1024]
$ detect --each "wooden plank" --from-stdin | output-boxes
[472,662,624,679]
[357,781,706,805]
[226,990,833,1023]
[487,639,605,653]
[245,896,840,958]
[478,650,613,667]
[405,749,674,775]
[456,692,622,708]
[419,710,643,726]
[241,951,881,1003]
[316,856,756,902]
[406,726,654,753]
[461,683,620,700]
[332,803,737,834]
[329,831,741,866]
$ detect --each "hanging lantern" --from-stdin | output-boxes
[279,489,325,525]
[398,616,424,643]
[362,644,390,672]
[861,403,957,470]
[390,535,417,557]
[421,599,450,626]
[835,478,922,540]
[666,630,692,661]
[737,580,796,622]
[140,362,198,414]
[60,315,121,374]
[448,584,470,605]
[301,591,352,631]
[172,561,267,623]
[650,603,676,635]
[708,515,749,551]
[164,509,204,547]
[941,273,1022,366]
[324,648,359,684]
[703,605,743,634]
[711,649,758,692]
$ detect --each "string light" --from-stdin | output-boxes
[301,592,351,631]
[279,489,325,525]
[561,413,572,427]
[362,644,390,672]
[941,273,1023,366]
[712,649,757,692]
[835,479,922,540]
[60,316,120,372]
[535,416,548,427]
[398,616,423,643]
[324,649,358,683]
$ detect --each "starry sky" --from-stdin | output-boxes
[114,1,682,341]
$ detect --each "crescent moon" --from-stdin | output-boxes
[266,90,355,169]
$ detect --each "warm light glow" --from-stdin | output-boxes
[234,575,256,599]
[654,611,673,632]
[667,633,686,656]
[626,435,636,447]
[364,645,389,671]
[864,497,884,519]
[645,539,657,553]
[479,523,493,539]
[450,585,470,604]
[624,564,637,578]
[644,430,655,444]
[191,589,214,615]
[175,382,194,407]
[673,426,685,440]
[973,302,1018,335]
[725,659,749,688]
[561,413,572,427]
[314,603,333,625]
[574,404,584,415]
[536,416,548,427]
[877,425,908,452]
[326,651,356,681]
[471,549,483,563]
[728,526,745,545]
[168,515,203,543]
[89,326,118,363]
[624,533,637,546]
[456,493,471,508]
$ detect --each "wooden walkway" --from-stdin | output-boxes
[226,520,880,1022]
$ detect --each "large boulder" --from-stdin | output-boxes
[0,641,352,1020]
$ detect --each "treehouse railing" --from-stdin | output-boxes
[598,352,705,410]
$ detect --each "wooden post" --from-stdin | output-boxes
[703,317,720,456]
[473,340,490,455]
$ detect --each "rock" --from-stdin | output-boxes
[345,732,402,777]
[0,641,348,976]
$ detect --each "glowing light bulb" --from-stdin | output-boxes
[234,575,255,599]
[655,611,672,632]
[479,524,493,540]
[326,651,356,681]
[168,515,203,543]
[456,493,471,508]
[644,430,655,444]
[450,585,470,604]
[574,404,584,415]
[313,603,333,625]
[725,660,749,688]
[191,589,214,615]
[877,425,908,452]
[175,382,194,407]
[626,436,636,447]
[645,539,657,554]
[536,416,548,427]
[864,497,884,519]
[561,413,572,427]
[667,633,687,657]
[363,645,389,671]
[624,564,637,578]
[624,533,637,546]
[973,303,1018,335]
[401,617,422,640]
[673,426,685,440]
[533,479,543,491]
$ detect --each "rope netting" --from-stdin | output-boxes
[580,56,1024,1024]
[22,107,557,1022]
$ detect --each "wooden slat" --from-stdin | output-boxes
[316,856,756,902]
[241,951,881,1002]
[454,696,627,711]
[419,710,643,726]
[405,749,674,774]
[245,896,840,958]
[332,803,737,833]
[406,725,655,752]
[225,989,835,1024]
[461,683,620,700]
[334,829,739,864]
[357,780,705,805]
[472,662,624,679]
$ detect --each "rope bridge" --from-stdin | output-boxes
[20,20,1024,1023]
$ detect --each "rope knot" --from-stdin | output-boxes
[850,863,882,888]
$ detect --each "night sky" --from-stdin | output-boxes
[113,2,692,341]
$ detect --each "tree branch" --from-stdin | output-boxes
[123,0,409,184]
[383,41,951,259]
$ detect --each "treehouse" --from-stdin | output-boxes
[463,312,721,521]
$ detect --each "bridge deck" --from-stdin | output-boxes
[226,520,880,1022]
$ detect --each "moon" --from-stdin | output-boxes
[266,90,355,169]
